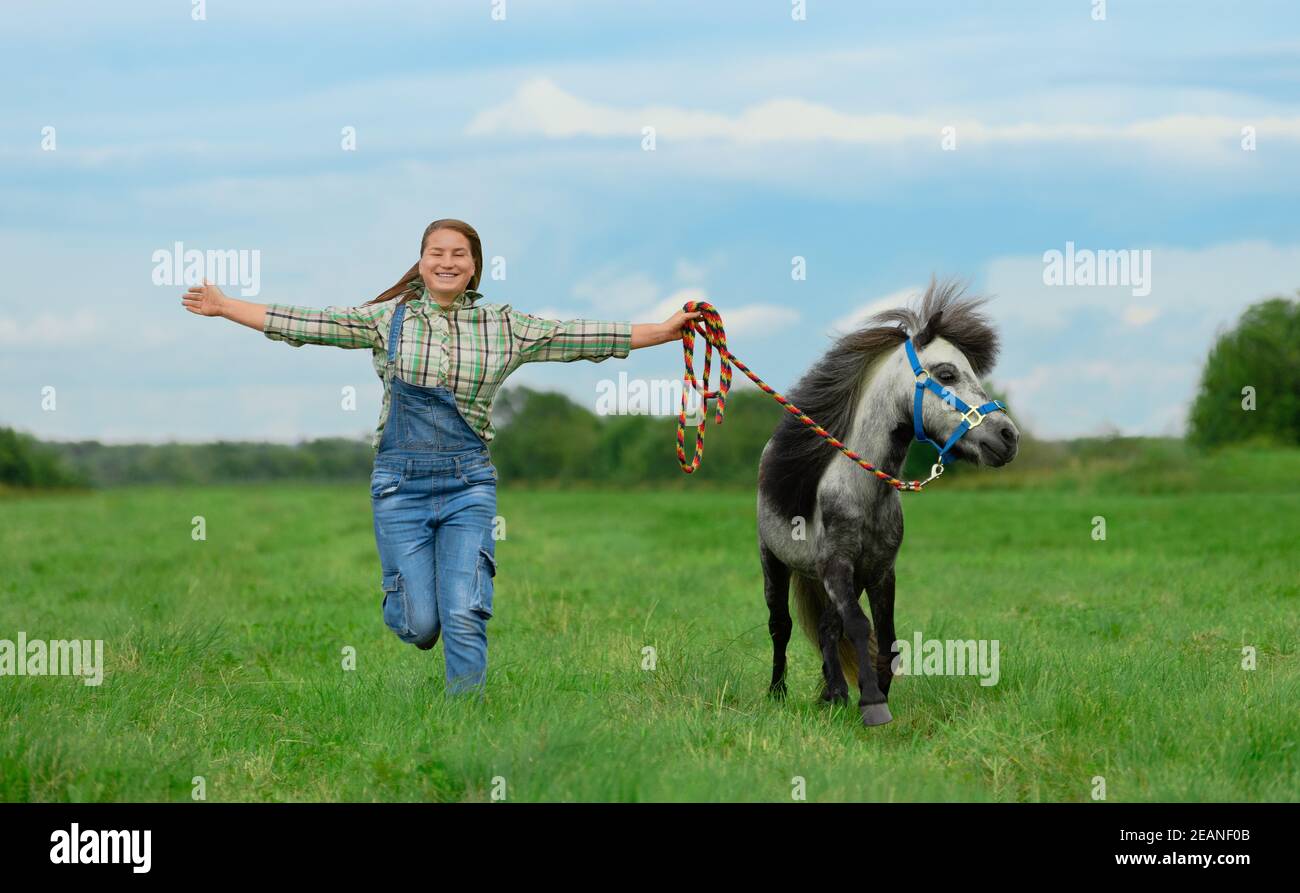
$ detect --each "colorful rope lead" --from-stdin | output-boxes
[676,301,930,491]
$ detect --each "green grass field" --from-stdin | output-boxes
[2,459,1297,801]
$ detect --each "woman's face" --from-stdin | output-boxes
[419,229,476,299]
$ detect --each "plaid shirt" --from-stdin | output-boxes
[262,284,632,448]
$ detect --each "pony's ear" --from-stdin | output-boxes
[915,311,944,347]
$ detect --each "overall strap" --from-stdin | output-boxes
[386,300,406,370]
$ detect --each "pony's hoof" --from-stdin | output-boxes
[768,682,788,700]
[860,703,893,727]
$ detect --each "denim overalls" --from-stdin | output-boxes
[370,300,498,696]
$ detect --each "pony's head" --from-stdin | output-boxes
[870,279,1019,468]
[764,278,1018,519]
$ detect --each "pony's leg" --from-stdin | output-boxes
[866,567,898,699]
[818,605,849,704]
[823,557,892,726]
[759,541,792,698]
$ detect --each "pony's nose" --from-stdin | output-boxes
[999,423,1019,447]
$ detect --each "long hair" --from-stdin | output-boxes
[363,219,484,307]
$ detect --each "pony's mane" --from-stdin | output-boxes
[762,278,999,517]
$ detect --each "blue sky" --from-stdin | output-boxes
[3,0,1299,444]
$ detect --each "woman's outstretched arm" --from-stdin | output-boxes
[182,279,383,349]
[631,309,702,349]
[509,307,703,365]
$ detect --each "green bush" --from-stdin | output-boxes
[1188,295,1300,448]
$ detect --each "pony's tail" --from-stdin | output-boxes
[792,574,877,689]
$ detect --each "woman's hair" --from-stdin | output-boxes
[364,219,483,306]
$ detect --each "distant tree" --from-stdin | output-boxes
[491,386,602,482]
[0,426,88,488]
[1188,295,1300,448]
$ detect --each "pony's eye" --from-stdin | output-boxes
[937,369,958,384]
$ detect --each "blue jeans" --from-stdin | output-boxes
[372,376,498,697]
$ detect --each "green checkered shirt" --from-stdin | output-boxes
[262,284,632,449]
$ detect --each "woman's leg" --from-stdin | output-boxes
[372,468,440,648]
[435,467,497,697]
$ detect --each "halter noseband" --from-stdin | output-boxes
[904,338,1007,482]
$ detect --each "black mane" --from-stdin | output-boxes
[760,278,1000,520]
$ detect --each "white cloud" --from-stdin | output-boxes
[711,303,800,340]
[638,288,797,341]
[829,286,924,335]
[1121,305,1161,328]
[0,309,101,346]
[0,308,181,350]
[641,287,705,323]
[570,266,662,315]
[6,384,376,446]
[983,239,1300,438]
[1002,359,1201,439]
[468,78,1300,157]
[673,258,707,283]
[567,268,799,341]
[811,241,1300,439]
[984,240,1300,332]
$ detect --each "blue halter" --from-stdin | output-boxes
[904,338,1007,468]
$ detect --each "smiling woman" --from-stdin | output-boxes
[179,218,700,699]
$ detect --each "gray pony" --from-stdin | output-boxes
[756,279,1019,727]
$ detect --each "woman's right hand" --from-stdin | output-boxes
[181,279,227,318]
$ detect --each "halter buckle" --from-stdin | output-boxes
[962,406,986,429]
[914,368,930,385]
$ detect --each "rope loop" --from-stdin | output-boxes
[677,301,931,491]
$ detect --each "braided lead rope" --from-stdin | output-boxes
[676,301,935,491]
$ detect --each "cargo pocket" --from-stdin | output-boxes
[471,547,496,619]
[381,569,413,637]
